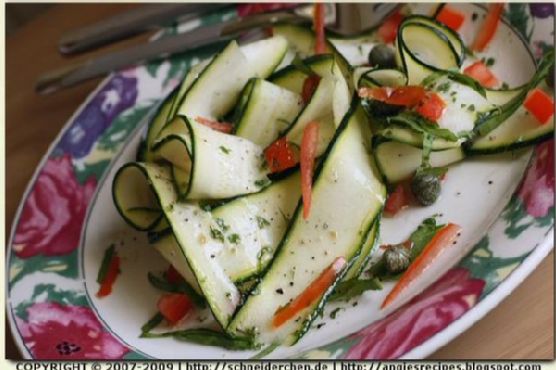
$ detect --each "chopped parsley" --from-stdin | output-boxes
[210,227,224,242]
[254,179,270,187]
[227,233,241,244]
[215,218,229,231]
[219,146,231,154]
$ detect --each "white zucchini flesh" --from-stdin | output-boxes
[211,171,302,281]
[176,38,287,121]
[119,163,241,328]
[396,23,460,85]
[239,36,288,78]
[152,233,203,294]
[153,116,268,200]
[430,76,495,136]
[228,105,386,346]
[235,79,304,148]
[144,93,175,162]
[177,41,252,120]
[468,105,555,154]
[374,141,465,184]
[168,59,212,119]
[150,172,301,284]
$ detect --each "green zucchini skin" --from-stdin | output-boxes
[112,163,163,231]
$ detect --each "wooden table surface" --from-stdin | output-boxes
[5,4,554,360]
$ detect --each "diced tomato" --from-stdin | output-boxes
[387,86,426,107]
[96,255,121,298]
[300,122,319,219]
[359,86,426,107]
[523,88,555,125]
[195,116,233,133]
[264,137,298,173]
[381,223,462,309]
[358,87,390,101]
[463,61,499,88]
[378,10,404,44]
[273,257,346,328]
[165,265,183,284]
[436,5,466,31]
[157,293,194,325]
[416,92,446,122]
[471,3,505,52]
[302,75,321,104]
[384,184,410,216]
[313,3,327,54]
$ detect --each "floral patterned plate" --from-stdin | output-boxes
[7,3,554,360]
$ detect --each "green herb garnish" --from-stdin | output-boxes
[97,244,115,284]
[147,272,206,308]
[219,146,231,154]
[256,216,271,229]
[329,278,382,302]
[210,227,224,242]
[227,233,241,244]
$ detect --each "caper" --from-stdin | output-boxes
[384,244,411,274]
[368,44,396,68]
[411,172,441,206]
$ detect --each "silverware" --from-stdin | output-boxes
[37,3,399,95]
[59,4,227,55]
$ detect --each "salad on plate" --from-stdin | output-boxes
[102,3,555,354]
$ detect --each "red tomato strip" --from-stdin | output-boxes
[195,116,233,133]
[381,223,462,309]
[378,10,404,44]
[273,257,346,328]
[157,293,194,325]
[384,183,411,216]
[300,122,319,219]
[302,75,321,104]
[264,137,298,173]
[471,3,505,52]
[416,92,446,122]
[524,88,555,125]
[436,5,466,31]
[313,3,327,54]
[463,61,499,88]
[97,254,121,298]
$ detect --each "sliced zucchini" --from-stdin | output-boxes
[144,90,177,162]
[228,103,386,346]
[360,68,407,88]
[281,58,351,156]
[240,36,289,78]
[153,116,268,200]
[168,59,212,119]
[211,171,302,281]
[269,54,334,94]
[272,24,352,88]
[352,66,374,88]
[126,162,240,328]
[234,79,304,148]
[467,105,554,155]
[112,164,163,231]
[428,75,495,136]
[176,37,287,121]
[151,233,203,295]
[374,140,465,184]
[396,16,464,85]
[377,126,462,150]
[343,216,381,281]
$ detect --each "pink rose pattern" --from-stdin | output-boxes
[345,268,485,359]
[13,154,97,259]
[16,302,128,359]
[517,139,555,217]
